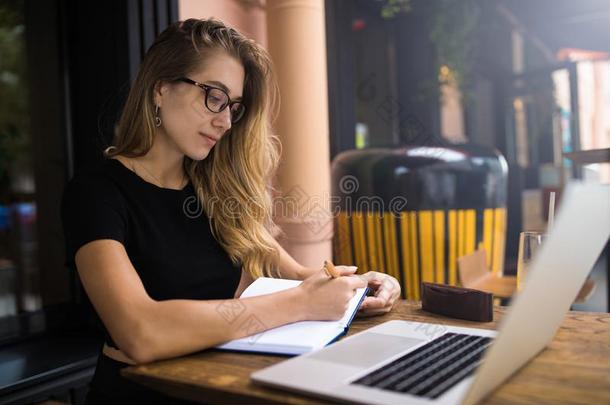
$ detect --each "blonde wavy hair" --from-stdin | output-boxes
[105,18,281,279]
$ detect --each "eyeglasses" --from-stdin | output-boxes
[178,77,246,124]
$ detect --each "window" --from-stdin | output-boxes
[0,0,40,330]
[0,0,72,345]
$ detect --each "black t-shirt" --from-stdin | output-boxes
[61,158,242,348]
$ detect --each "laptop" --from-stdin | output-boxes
[252,182,610,405]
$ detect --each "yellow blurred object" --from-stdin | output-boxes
[333,208,508,300]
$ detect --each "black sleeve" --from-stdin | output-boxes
[61,174,128,266]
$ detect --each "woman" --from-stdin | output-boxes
[61,18,401,404]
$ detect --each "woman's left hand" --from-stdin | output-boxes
[357,271,401,317]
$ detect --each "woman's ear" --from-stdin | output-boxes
[153,80,168,107]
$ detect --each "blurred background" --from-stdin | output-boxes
[0,0,609,403]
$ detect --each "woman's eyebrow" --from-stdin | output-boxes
[206,80,243,101]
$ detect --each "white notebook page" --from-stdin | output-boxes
[216,277,367,354]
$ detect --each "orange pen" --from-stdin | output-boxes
[323,260,341,278]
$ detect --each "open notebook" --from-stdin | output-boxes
[215,277,368,356]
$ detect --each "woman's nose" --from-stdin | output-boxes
[212,107,232,131]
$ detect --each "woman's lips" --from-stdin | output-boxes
[200,133,217,145]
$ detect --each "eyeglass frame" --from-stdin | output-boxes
[177,77,246,123]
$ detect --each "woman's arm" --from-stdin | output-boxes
[76,239,364,365]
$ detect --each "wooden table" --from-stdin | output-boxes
[123,301,610,404]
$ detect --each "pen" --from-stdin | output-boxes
[323,260,341,278]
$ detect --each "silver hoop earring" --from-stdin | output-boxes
[155,105,162,127]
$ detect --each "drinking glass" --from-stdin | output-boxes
[517,231,546,291]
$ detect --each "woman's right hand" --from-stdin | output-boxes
[296,265,367,321]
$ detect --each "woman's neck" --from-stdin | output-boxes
[119,139,188,190]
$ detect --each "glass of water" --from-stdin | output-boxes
[517,231,547,291]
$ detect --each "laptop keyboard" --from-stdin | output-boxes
[352,332,493,399]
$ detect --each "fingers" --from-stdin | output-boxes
[343,272,367,289]
[335,265,358,276]
[357,297,392,317]
[318,262,367,291]
[375,283,394,302]
[362,295,389,308]
[352,272,402,317]
[321,262,357,278]
[360,270,384,283]
[359,280,395,309]
[362,272,401,297]
[313,265,363,288]
[322,263,362,283]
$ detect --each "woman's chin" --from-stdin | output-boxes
[185,147,212,162]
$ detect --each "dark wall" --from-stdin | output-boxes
[63,0,178,175]
[326,0,356,158]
